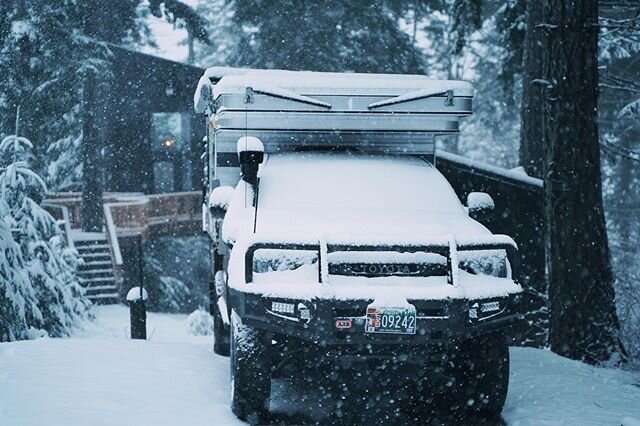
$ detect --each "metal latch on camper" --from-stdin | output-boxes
[244,87,255,104]
[445,90,455,107]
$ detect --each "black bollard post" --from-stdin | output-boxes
[127,233,147,340]
[128,295,147,339]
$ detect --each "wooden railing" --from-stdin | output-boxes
[45,191,202,242]
[103,204,123,286]
[42,202,75,250]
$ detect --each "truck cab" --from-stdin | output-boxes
[194,68,523,423]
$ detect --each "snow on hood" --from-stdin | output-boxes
[252,208,490,245]
[223,152,490,245]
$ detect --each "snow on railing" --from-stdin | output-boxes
[42,202,75,250]
[60,205,75,251]
[103,204,123,266]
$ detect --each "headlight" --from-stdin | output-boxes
[267,299,314,323]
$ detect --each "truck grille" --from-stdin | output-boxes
[328,262,447,277]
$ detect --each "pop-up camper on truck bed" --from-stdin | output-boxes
[194,68,523,423]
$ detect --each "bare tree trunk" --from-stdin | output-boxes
[519,0,545,178]
[542,0,622,363]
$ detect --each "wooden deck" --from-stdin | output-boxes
[44,191,202,302]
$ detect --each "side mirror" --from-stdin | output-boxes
[466,192,495,221]
[238,136,264,185]
[209,186,234,219]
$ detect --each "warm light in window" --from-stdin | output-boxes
[162,139,175,148]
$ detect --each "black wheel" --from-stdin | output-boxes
[213,272,230,356]
[230,311,271,424]
[447,332,510,416]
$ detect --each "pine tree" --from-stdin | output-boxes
[228,0,425,73]
[0,201,40,341]
[0,1,112,185]
[0,127,91,342]
[193,0,242,67]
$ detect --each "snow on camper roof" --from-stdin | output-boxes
[194,67,474,113]
[212,69,474,97]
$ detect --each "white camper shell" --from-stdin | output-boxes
[195,68,474,186]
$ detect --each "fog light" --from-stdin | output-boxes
[469,302,479,319]
[481,301,500,313]
[271,301,295,315]
[297,303,312,323]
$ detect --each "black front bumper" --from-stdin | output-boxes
[229,289,524,350]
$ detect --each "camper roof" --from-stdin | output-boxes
[213,70,473,97]
[194,67,473,114]
[195,68,475,168]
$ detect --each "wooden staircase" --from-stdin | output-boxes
[72,232,120,302]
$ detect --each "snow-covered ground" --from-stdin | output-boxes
[1,305,638,426]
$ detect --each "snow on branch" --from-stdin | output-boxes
[618,97,640,118]
[0,161,48,195]
[0,135,33,152]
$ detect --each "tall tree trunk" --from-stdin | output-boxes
[81,73,104,232]
[542,0,622,363]
[519,0,545,178]
[187,30,195,65]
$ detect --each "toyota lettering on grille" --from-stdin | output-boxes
[328,262,448,277]
[356,264,412,275]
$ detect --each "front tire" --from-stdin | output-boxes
[213,300,230,356]
[213,271,230,356]
[447,332,510,416]
[230,311,271,424]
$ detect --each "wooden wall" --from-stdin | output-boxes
[81,46,205,230]
[436,153,546,346]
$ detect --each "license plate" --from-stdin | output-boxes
[365,305,416,335]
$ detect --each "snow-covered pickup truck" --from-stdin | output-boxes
[195,68,524,423]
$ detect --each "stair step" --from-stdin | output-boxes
[74,239,107,246]
[80,258,112,264]
[87,293,119,300]
[79,256,111,261]
[80,276,115,281]
[80,277,116,284]
[79,252,111,259]
[77,244,110,252]
[85,285,119,292]
[78,268,114,275]
[80,260,113,267]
